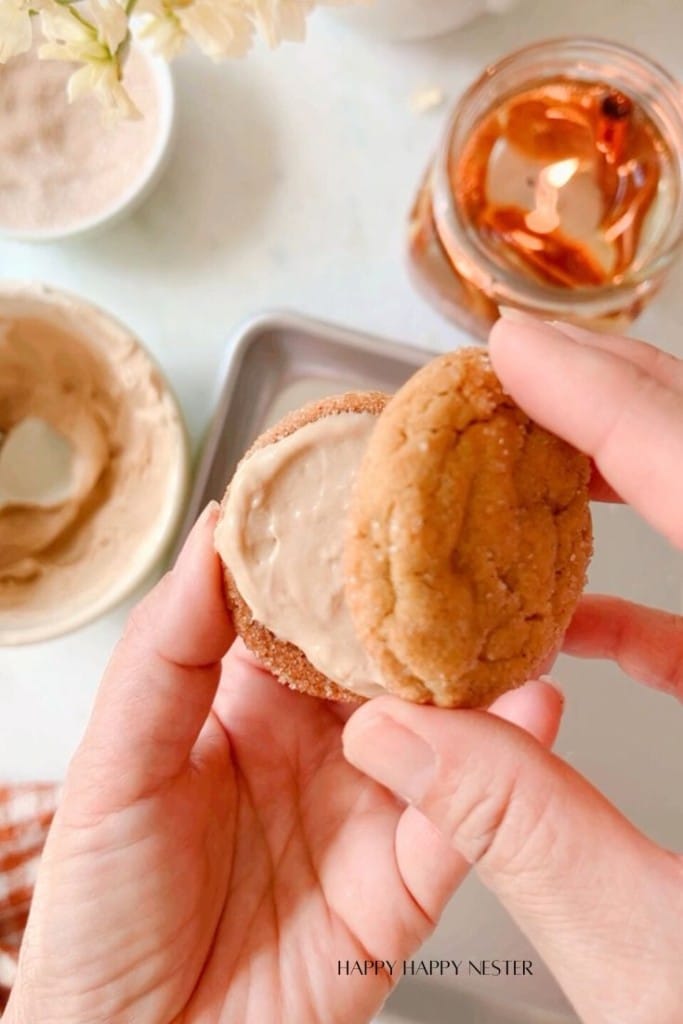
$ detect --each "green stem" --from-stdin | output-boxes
[66,3,98,33]
[114,28,132,70]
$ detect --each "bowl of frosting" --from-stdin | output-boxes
[0,282,189,644]
[0,43,174,242]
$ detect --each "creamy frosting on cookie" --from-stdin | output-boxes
[214,411,387,698]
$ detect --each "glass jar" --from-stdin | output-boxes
[408,38,683,340]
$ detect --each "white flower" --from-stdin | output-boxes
[133,0,186,60]
[69,58,141,119]
[90,0,129,50]
[0,0,33,63]
[40,0,128,57]
[40,1,138,120]
[27,0,358,117]
[135,0,252,60]
[176,0,253,59]
[250,0,314,47]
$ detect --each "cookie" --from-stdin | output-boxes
[215,391,389,703]
[344,347,592,708]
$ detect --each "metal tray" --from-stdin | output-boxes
[176,310,433,547]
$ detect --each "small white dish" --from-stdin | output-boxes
[322,0,519,42]
[0,47,175,244]
[0,282,190,646]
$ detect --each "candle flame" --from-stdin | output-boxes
[525,158,581,234]
[544,157,580,189]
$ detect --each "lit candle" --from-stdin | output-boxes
[408,38,683,339]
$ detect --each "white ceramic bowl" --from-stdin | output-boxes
[323,0,519,41]
[0,47,175,244]
[0,283,190,645]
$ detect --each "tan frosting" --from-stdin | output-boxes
[215,412,387,698]
[0,295,186,638]
[0,319,112,572]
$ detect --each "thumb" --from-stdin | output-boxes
[343,695,683,1024]
[68,502,235,812]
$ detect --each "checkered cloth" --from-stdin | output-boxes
[0,783,60,1013]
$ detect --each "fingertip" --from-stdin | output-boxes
[342,693,396,742]
[489,310,547,347]
[342,694,417,761]
[489,678,565,749]
[488,313,521,359]
[489,315,569,371]
[172,502,224,594]
[341,697,438,804]
[173,500,220,570]
[151,501,234,666]
[343,680,565,764]
[489,317,547,396]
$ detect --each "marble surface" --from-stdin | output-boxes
[2,1,683,1021]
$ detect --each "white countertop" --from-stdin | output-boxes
[3,2,683,1021]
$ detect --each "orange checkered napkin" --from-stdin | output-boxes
[0,783,60,1013]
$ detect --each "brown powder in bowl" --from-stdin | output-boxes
[0,44,161,234]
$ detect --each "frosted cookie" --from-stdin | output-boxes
[344,347,593,708]
[214,392,389,702]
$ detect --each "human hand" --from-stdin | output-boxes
[7,321,682,1024]
[344,318,683,1024]
[4,505,562,1024]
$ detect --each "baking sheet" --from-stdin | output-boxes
[176,310,433,547]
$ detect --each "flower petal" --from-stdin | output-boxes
[66,59,99,101]
[0,0,32,62]
[104,74,142,120]
[178,0,253,59]
[252,0,314,47]
[89,0,128,52]
[67,56,140,120]
[40,4,92,44]
[133,5,186,60]
[38,37,104,61]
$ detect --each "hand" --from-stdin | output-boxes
[7,321,682,1024]
[344,319,683,1024]
[4,506,561,1024]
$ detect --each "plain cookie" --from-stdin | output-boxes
[344,347,592,708]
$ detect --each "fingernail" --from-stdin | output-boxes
[498,309,578,337]
[187,500,219,545]
[343,712,436,804]
[545,321,595,343]
[538,675,565,704]
[200,499,220,522]
[191,500,220,538]
[498,306,543,326]
[173,501,219,573]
